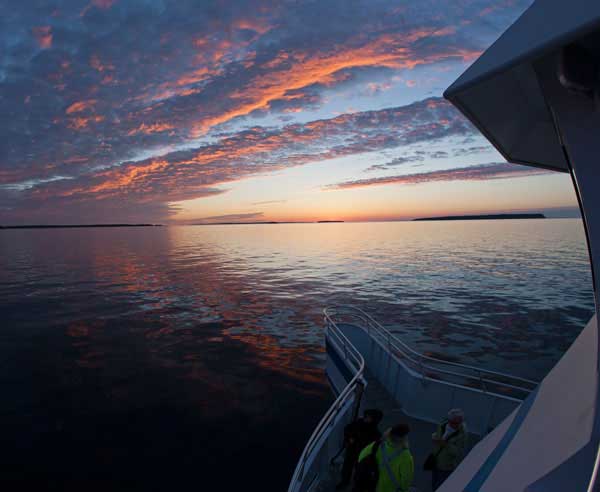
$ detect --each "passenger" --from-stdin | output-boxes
[430,408,468,490]
[353,423,414,492]
[336,409,383,490]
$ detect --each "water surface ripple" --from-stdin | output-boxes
[0,220,593,490]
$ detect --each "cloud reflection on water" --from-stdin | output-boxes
[0,220,594,489]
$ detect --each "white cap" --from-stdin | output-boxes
[448,408,464,420]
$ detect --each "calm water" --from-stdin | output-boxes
[0,220,594,490]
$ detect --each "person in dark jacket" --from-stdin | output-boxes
[336,409,383,490]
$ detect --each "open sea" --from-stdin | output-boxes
[0,219,594,490]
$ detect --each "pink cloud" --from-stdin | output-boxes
[32,26,52,49]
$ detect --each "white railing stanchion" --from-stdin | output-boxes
[479,371,487,393]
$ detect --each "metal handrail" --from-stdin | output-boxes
[324,305,538,396]
[288,315,366,492]
[289,305,539,491]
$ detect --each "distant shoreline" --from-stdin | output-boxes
[1,216,566,228]
[191,220,344,225]
[0,224,162,229]
[413,213,545,222]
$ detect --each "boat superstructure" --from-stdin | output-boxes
[289,0,600,490]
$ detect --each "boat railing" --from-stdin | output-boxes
[324,305,538,400]
[288,311,366,492]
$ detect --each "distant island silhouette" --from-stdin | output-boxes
[193,220,344,225]
[413,213,545,221]
[193,221,282,225]
[0,224,162,229]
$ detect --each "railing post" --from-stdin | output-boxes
[369,321,374,364]
[386,332,392,375]
[298,460,305,481]
[485,397,497,436]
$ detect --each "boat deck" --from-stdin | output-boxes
[322,370,479,492]
[289,308,518,492]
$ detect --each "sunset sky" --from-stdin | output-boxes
[0,0,580,224]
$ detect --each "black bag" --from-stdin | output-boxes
[423,452,437,471]
[344,420,361,446]
[352,440,381,492]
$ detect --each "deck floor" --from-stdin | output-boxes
[322,370,476,492]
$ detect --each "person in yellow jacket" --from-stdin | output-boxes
[430,408,468,490]
[356,423,414,492]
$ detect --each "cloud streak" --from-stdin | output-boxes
[4,97,476,222]
[327,162,552,190]
[192,212,265,223]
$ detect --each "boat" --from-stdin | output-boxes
[288,1,600,491]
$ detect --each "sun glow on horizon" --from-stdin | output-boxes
[170,165,578,224]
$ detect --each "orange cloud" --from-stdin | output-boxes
[262,51,290,69]
[210,38,234,63]
[68,115,105,130]
[87,159,170,194]
[90,54,115,72]
[65,99,98,114]
[101,74,115,85]
[139,33,259,104]
[191,28,476,136]
[47,97,463,206]
[139,65,223,103]
[233,17,271,34]
[126,122,175,136]
[175,67,214,87]
[32,26,52,49]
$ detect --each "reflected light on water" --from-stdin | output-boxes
[0,220,594,490]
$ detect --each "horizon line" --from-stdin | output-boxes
[2,216,583,229]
